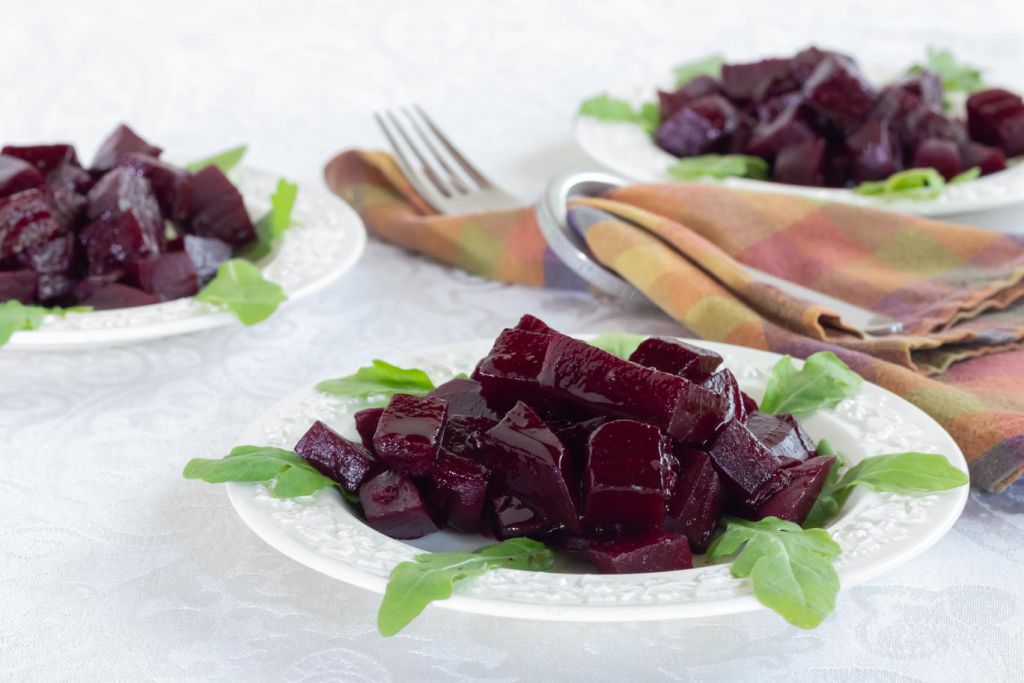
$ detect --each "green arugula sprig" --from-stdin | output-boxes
[195,259,287,325]
[242,178,300,261]
[0,301,92,346]
[183,445,335,498]
[579,94,660,134]
[854,166,980,201]
[378,538,554,636]
[668,154,769,181]
[907,47,985,96]
[185,145,248,174]
[760,351,863,415]
[316,360,437,404]
[673,54,725,86]
[587,332,647,359]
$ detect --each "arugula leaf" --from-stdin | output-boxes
[673,54,725,86]
[667,154,769,181]
[0,301,92,346]
[579,94,660,134]
[316,359,436,403]
[587,332,647,359]
[760,352,862,415]
[185,145,248,174]
[707,516,841,629]
[195,258,287,325]
[242,178,300,261]
[378,538,554,636]
[908,47,984,94]
[182,445,335,498]
[853,168,947,200]
[950,166,981,185]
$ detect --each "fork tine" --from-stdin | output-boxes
[413,105,493,189]
[402,107,470,195]
[376,110,452,197]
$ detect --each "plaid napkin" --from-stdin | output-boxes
[325,150,1024,492]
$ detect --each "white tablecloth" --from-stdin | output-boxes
[2,1,1023,680]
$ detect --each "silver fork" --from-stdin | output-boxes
[373,106,522,213]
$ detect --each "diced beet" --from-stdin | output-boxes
[961,141,1007,175]
[372,393,447,476]
[294,419,376,493]
[752,455,836,525]
[91,124,162,172]
[19,232,73,275]
[491,492,550,539]
[701,369,747,423]
[904,107,967,150]
[911,138,962,180]
[79,211,156,275]
[629,336,722,382]
[707,420,789,506]
[654,107,721,158]
[36,273,74,304]
[425,450,490,532]
[2,144,78,175]
[532,526,591,559]
[747,104,817,158]
[486,401,581,533]
[45,163,92,231]
[118,153,194,221]
[967,88,1024,156]
[721,58,795,102]
[76,282,159,310]
[0,189,63,262]
[892,71,943,110]
[665,448,725,553]
[554,415,612,476]
[789,47,853,85]
[724,118,755,155]
[187,165,256,246]
[85,168,163,254]
[514,313,555,335]
[354,407,385,450]
[741,391,758,415]
[746,412,815,462]
[0,155,46,199]
[846,118,902,182]
[428,377,501,420]
[802,56,876,131]
[0,269,38,304]
[773,138,826,186]
[587,530,693,573]
[583,420,668,532]
[123,252,200,301]
[440,414,497,461]
[667,378,733,445]
[754,92,805,123]
[472,327,566,417]
[358,469,439,540]
[657,75,722,119]
[181,234,233,284]
[824,143,854,188]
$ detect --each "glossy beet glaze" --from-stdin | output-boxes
[295,420,377,494]
[372,393,448,476]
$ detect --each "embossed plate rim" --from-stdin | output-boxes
[227,337,968,622]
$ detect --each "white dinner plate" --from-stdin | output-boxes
[5,166,366,350]
[574,80,1024,217]
[226,337,969,624]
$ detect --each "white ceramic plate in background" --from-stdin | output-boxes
[226,337,969,624]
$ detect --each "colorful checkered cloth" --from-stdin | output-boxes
[325,150,1024,492]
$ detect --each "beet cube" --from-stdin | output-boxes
[19,232,73,275]
[754,92,805,124]
[961,141,1007,175]
[514,313,555,335]
[583,420,668,532]
[667,379,733,445]
[665,448,725,553]
[86,168,163,254]
[123,252,200,301]
[372,393,447,476]
[658,75,722,119]
[2,144,79,175]
[846,118,902,182]
[892,72,943,110]
[491,492,551,539]
[428,377,501,420]
[91,124,163,172]
[905,107,967,151]
[803,56,876,131]
[774,138,826,186]
[79,211,156,275]
[911,138,962,180]
[967,88,1024,156]
[628,336,723,382]
[187,165,256,246]
[354,407,385,450]
[180,234,233,284]
[721,58,795,102]
[76,282,159,309]
[425,450,490,532]
[746,412,815,462]
[0,189,63,262]
[708,420,789,506]
[747,104,817,158]
[588,530,693,573]
[294,419,376,493]
[554,415,612,476]
[45,163,92,231]
[789,47,853,85]
[0,269,38,304]
[472,327,563,416]
[0,155,46,199]
[752,455,836,525]
[358,469,439,540]
[118,153,194,221]
[440,414,497,461]
[654,106,721,158]
[701,369,748,423]
[486,401,581,533]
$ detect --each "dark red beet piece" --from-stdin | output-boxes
[904,107,967,151]
[123,252,200,301]
[19,232,73,275]
[532,526,591,559]
[354,407,385,451]
[372,393,447,476]
[802,56,876,131]
[79,211,156,275]
[181,234,233,284]
[701,368,748,423]
[36,273,74,304]
[746,412,815,462]
[911,138,962,180]
[76,282,159,309]
[654,106,722,158]
[0,155,46,199]
[486,401,581,533]
[294,419,376,493]
[428,377,501,420]
[187,165,257,246]
[774,138,826,186]
[440,414,497,461]
[86,168,163,254]
[892,72,943,110]
[554,415,612,476]
[491,492,551,539]
[91,124,163,172]
[472,327,567,417]
[657,75,722,119]
[425,450,490,533]
[628,336,722,382]
[961,141,1006,175]
[752,455,836,524]
[668,378,733,445]
[967,88,1024,156]
[0,270,38,304]
[789,47,853,85]
[45,163,92,230]
[721,58,795,102]
[118,153,194,221]
[358,469,439,540]
[754,92,805,123]
[2,144,78,175]
[514,313,554,335]
[583,420,668,532]
[707,419,789,506]
[666,448,725,554]
[588,530,693,573]
[0,189,63,263]
[846,118,902,182]
[747,104,817,158]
